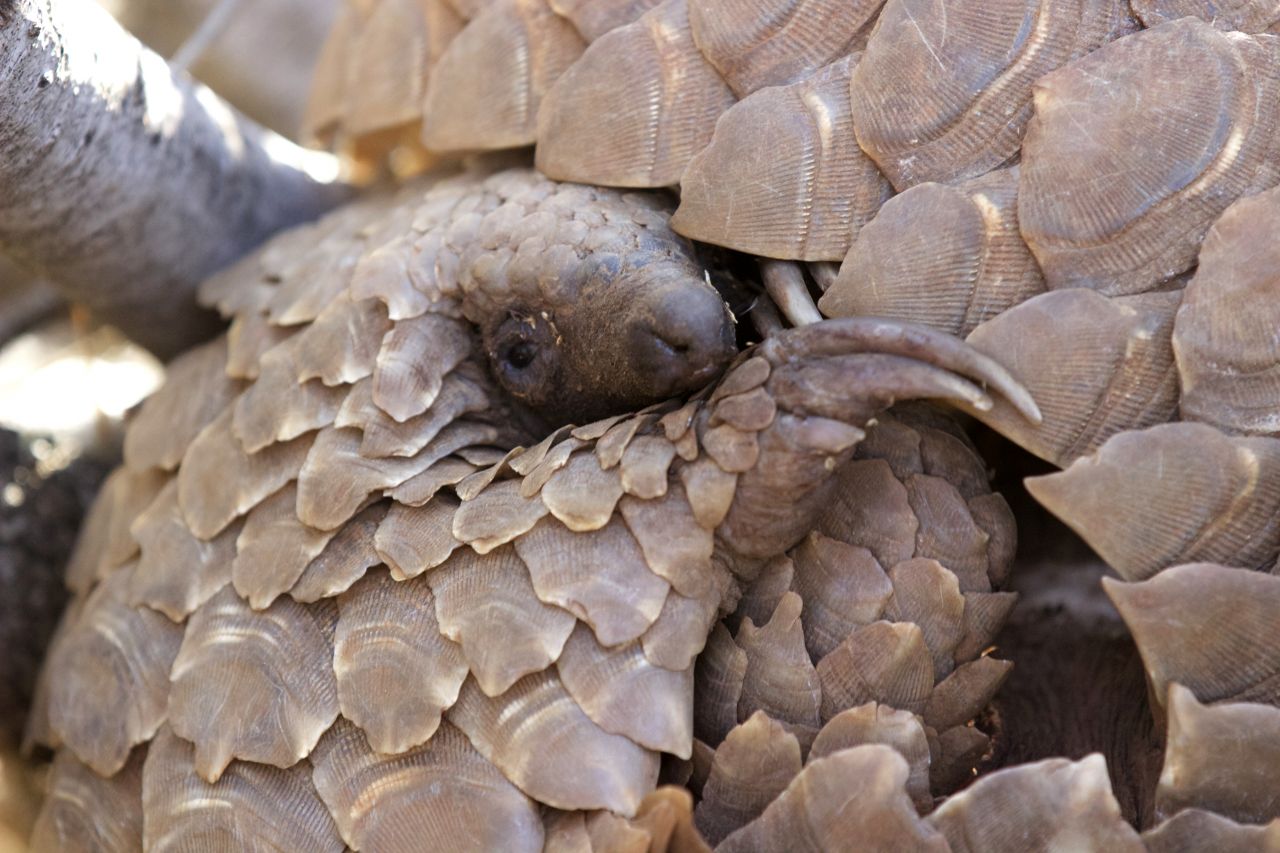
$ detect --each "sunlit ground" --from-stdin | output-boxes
[0,316,163,466]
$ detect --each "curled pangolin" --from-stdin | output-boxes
[26,166,1041,850]
[22,0,1280,847]
[304,3,1280,843]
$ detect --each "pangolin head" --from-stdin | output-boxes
[453,173,738,424]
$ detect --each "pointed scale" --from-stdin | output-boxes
[422,0,586,151]
[926,754,1144,852]
[168,589,340,782]
[815,621,934,721]
[734,592,821,734]
[963,288,1181,468]
[535,0,737,187]
[291,503,388,603]
[178,407,315,541]
[808,703,933,813]
[788,532,892,660]
[673,55,892,261]
[821,168,1046,337]
[1104,563,1280,707]
[1019,18,1280,294]
[694,712,802,845]
[850,0,1137,189]
[1172,186,1280,436]
[1142,808,1280,853]
[142,726,343,852]
[1027,423,1280,580]
[1156,685,1280,825]
[64,466,167,593]
[718,745,948,852]
[233,483,340,609]
[311,718,544,853]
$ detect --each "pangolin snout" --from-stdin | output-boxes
[630,283,737,395]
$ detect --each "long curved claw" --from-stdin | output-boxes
[758,318,1042,424]
[767,354,996,420]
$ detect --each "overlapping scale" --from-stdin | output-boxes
[371,313,474,423]
[231,338,347,454]
[232,483,339,609]
[291,503,387,602]
[168,589,340,781]
[1027,424,1280,580]
[124,338,244,472]
[556,623,694,756]
[821,168,1046,337]
[718,745,948,852]
[128,480,239,621]
[1019,18,1280,294]
[310,719,543,853]
[1131,0,1280,32]
[687,0,881,96]
[535,0,737,187]
[1172,186,1280,436]
[693,711,802,845]
[334,570,469,753]
[618,487,714,598]
[815,621,934,721]
[46,567,182,776]
[964,289,1181,467]
[925,754,1144,852]
[1142,808,1280,853]
[427,542,575,695]
[733,593,821,736]
[447,671,661,814]
[788,532,891,659]
[808,703,932,812]
[29,748,144,853]
[343,0,460,139]
[64,466,167,593]
[850,0,1137,189]
[177,408,315,541]
[514,515,670,647]
[423,0,586,151]
[296,422,497,531]
[1156,685,1280,824]
[673,55,891,261]
[1105,564,1280,707]
[142,727,342,852]
[549,0,663,40]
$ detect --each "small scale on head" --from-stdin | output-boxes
[454,172,738,424]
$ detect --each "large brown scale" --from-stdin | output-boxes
[26,0,1280,849]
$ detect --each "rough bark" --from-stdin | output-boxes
[0,0,349,358]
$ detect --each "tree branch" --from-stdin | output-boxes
[0,0,350,357]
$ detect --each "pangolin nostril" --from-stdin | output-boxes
[631,284,737,393]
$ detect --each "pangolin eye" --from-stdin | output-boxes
[503,340,538,371]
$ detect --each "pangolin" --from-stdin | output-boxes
[25,163,1044,850]
[302,0,1280,845]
